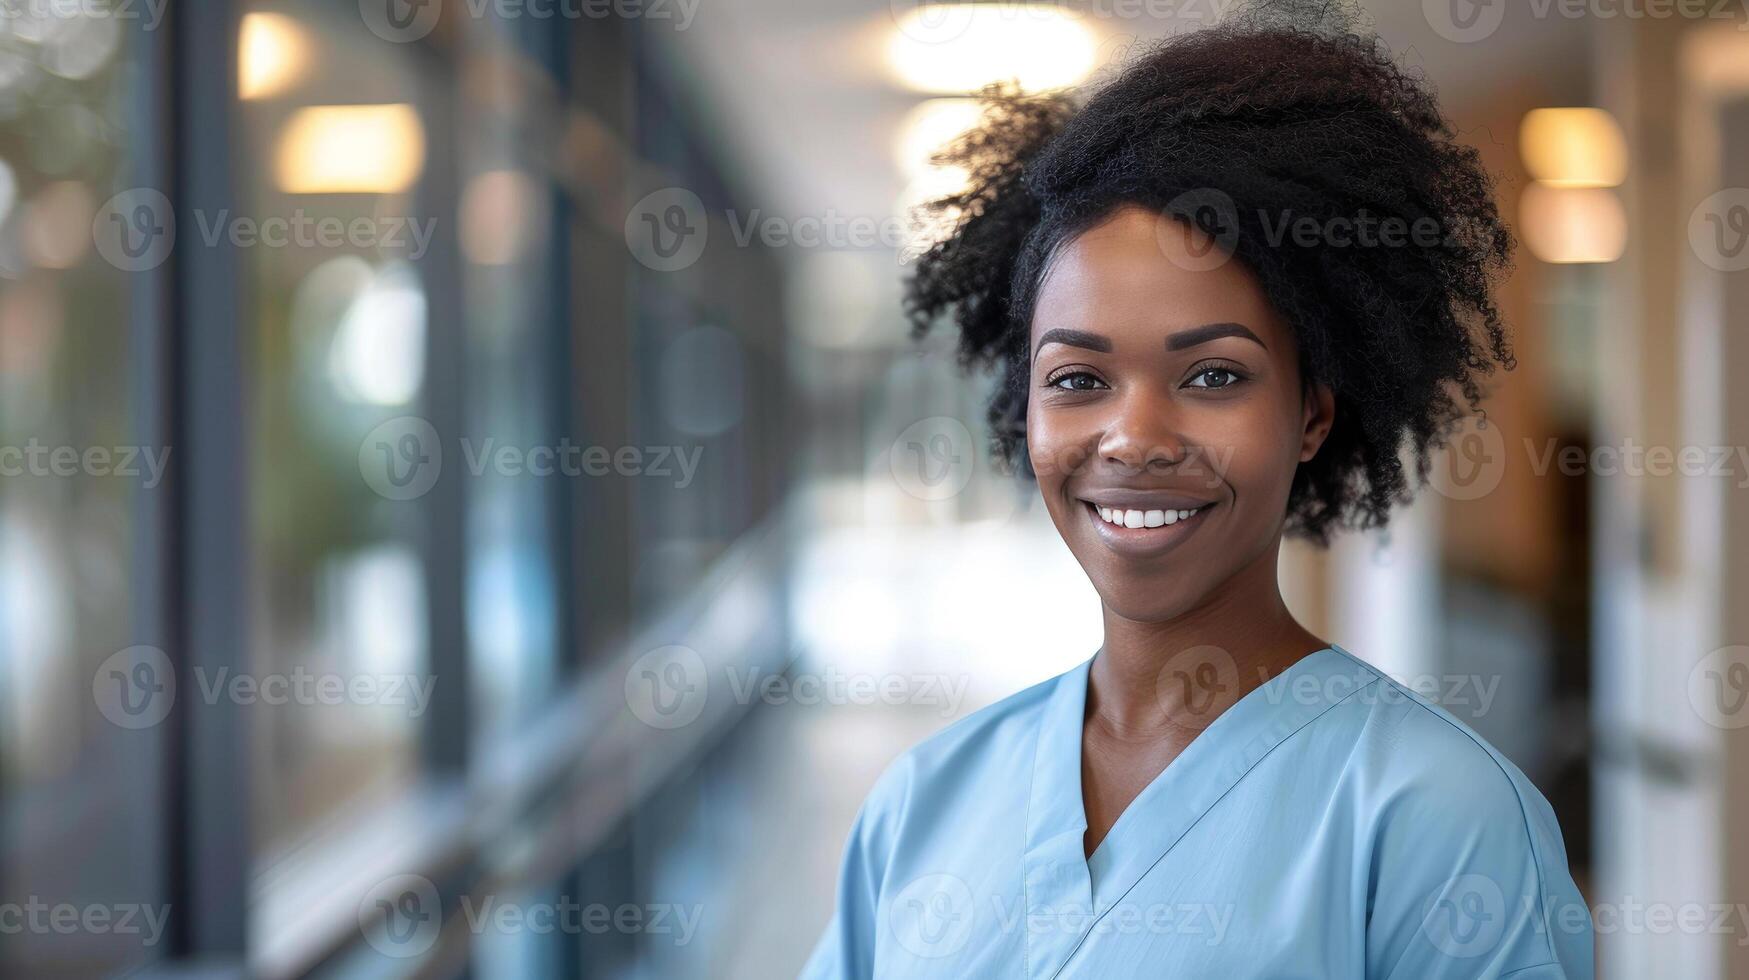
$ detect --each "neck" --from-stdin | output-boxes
[1088,537,1324,734]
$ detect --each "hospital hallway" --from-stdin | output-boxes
[8,1,1749,977]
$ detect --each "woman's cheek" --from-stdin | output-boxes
[1026,410,1081,485]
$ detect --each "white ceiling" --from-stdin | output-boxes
[650,0,1590,255]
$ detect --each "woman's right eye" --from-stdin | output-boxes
[1048,371,1106,391]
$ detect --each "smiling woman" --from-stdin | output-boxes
[801,1,1593,978]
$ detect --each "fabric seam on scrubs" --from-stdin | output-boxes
[1497,962,1564,979]
[1044,664,1385,980]
[1326,647,1568,972]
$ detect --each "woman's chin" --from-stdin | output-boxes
[1090,584,1208,626]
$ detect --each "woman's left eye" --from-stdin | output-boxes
[1049,372,1106,391]
[1185,367,1241,389]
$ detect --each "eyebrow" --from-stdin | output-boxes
[1166,321,1266,352]
[1032,322,1266,362]
[1032,328,1112,362]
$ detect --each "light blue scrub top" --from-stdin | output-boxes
[802,646,1593,978]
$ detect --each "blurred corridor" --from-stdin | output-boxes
[4,0,1749,976]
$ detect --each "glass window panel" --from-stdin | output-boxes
[0,6,160,975]
[240,5,434,856]
[457,41,560,748]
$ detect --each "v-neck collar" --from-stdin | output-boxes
[1021,644,1380,980]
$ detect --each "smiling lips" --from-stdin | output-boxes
[1094,505,1200,529]
[1078,495,1216,557]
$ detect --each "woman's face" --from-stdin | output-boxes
[1027,206,1334,623]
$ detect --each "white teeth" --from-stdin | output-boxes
[1091,503,1203,528]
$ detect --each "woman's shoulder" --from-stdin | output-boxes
[1317,647,1592,974]
[1319,647,1563,837]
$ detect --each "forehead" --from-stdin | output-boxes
[1029,206,1289,350]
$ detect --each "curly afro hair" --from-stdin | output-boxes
[904,0,1516,544]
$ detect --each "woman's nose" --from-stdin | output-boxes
[1096,389,1187,471]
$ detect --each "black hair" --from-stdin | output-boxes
[904,0,1515,543]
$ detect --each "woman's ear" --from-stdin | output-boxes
[1300,382,1335,462]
